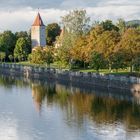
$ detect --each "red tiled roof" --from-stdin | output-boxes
[32,13,45,26]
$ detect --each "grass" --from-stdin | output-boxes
[78,68,140,76]
[14,61,48,68]
[50,61,70,70]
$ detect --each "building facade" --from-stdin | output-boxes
[31,13,46,49]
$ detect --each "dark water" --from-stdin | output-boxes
[0,75,140,140]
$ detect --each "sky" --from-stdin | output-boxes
[0,0,140,32]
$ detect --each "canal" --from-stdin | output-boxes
[0,75,140,140]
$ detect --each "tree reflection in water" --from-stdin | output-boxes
[0,75,140,132]
[31,80,140,130]
[0,75,140,139]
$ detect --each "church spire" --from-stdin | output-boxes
[32,12,45,26]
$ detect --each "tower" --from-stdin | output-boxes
[31,13,46,49]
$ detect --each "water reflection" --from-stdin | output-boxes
[30,79,140,131]
[32,83,56,112]
[0,75,140,140]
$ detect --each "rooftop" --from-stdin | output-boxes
[32,13,45,26]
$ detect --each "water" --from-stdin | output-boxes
[0,75,140,140]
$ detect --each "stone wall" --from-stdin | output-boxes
[0,63,140,92]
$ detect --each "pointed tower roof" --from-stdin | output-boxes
[32,13,45,26]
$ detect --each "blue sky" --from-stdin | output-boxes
[0,0,140,32]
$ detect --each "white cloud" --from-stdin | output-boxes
[0,3,140,32]
[86,5,140,22]
[0,8,67,32]
[98,0,140,6]
[60,0,86,9]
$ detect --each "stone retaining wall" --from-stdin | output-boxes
[0,63,140,92]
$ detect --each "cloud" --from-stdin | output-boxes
[0,7,67,32]
[97,0,140,6]
[86,5,140,22]
[0,0,140,32]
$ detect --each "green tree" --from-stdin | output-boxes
[28,47,52,65]
[0,31,16,55]
[46,23,61,46]
[0,52,6,62]
[56,32,73,65]
[14,37,30,61]
[15,31,31,53]
[111,50,126,71]
[61,9,90,36]
[90,52,106,72]
[44,47,54,66]
[101,20,119,31]
[15,31,29,39]
[117,18,126,34]
[8,55,14,62]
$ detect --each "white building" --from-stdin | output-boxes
[31,13,46,49]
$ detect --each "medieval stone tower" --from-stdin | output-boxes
[31,13,46,49]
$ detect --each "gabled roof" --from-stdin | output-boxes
[32,13,45,26]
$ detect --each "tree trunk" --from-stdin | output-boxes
[84,62,86,69]
[130,65,134,73]
[109,63,112,72]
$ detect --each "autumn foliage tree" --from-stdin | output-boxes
[94,30,120,71]
[118,28,140,72]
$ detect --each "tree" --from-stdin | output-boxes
[15,31,29,39]
[29,46,54,65]
[95,30,120,71]
[56,32,73,65]
[87,25,104,51]
[70,35,92,68]
[15,31,31,53]
[0,31,16,55]
[46,23,61,46]
[0,52,6,62]
[14,37,30,61]
[56,9,90,66]
[8,55,14,62]
[101,20,119,31]
[61,9,90,36]
[118,28,140,72]
[111,50,126,71]
[70,36,87,61]
[117,18,126,34]
[29,47,46,64]
[44,47,54,66]
[90,52,106,72]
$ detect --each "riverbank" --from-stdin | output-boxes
[0,63,140,92]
